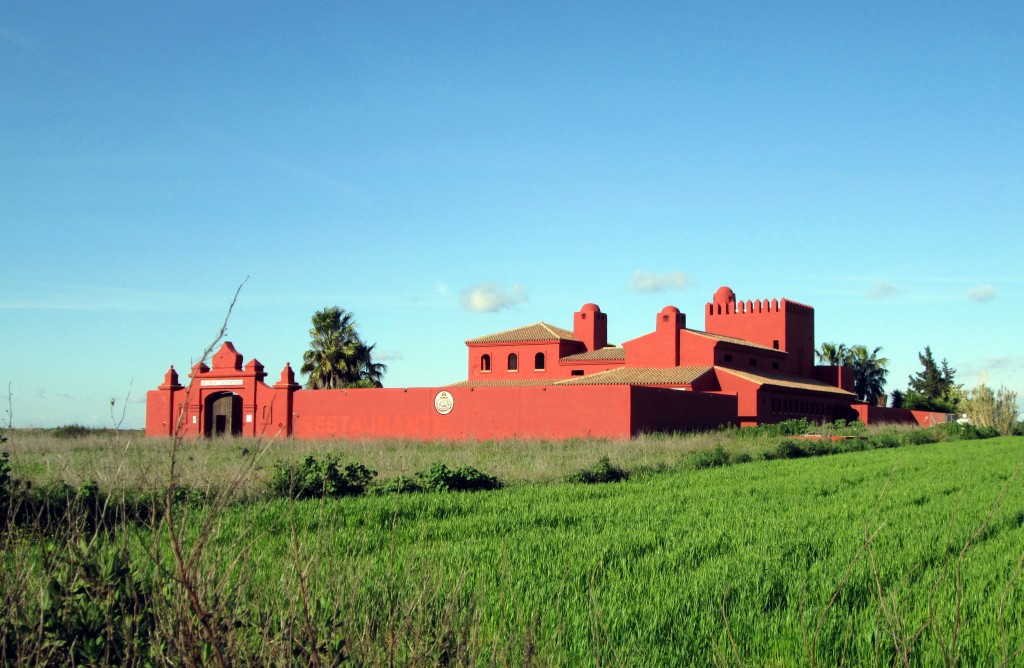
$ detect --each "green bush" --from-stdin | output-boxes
[765,440,809,460]
[415,463,501,492]
[568,456,629,484]
[269,456,377,499]
[53,424,92,439]
[39,540,154,666]
[685,445,730,470]
[370,475,423,495]
[867,434,901,449]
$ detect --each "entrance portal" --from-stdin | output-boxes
[204,392,242,437]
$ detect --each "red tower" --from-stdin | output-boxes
[704,286,815,377]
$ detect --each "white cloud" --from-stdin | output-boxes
[629,271,692,293]
[460,283,528,313]
[375,350,404,362]
[966,284,997,303]
[866,280,901,299]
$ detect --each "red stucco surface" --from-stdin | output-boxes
[146,286,949,440]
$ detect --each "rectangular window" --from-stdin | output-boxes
[571,370,584,376]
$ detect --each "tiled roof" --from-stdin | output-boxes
[716,368,856,396]
[446,379,558,388]
[466,322,578,344]
[560,347,626,362]
[686,329,781,352]
[555,366,713,386]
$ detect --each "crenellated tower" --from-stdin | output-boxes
[704,286,815,376]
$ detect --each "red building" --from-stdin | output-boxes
[146,286,947,440]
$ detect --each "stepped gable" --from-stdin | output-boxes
[466,322,577,344]
[716,368,856,395]
[556,366,713,386]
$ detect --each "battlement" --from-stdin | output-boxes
[706,286,813,319]
[704,285,815,376]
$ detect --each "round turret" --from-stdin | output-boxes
[579,303,602,313]
[713,286,736,305]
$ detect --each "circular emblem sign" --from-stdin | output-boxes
[434,391,454,415]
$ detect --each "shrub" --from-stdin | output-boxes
[40,540,154,666]
[415,463,501,492]
[867,434,901,449]
[765,440,809,460]
[963,384,1020,436]
[53,424,92,439]
[685,445,730,470]
[568,456,628,484]
[269,456,377,499]
[370,476,423,495]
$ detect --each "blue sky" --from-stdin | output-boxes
[2,2,1021,428]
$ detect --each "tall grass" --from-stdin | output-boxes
[4,420,962,495]
[2,433,1022,665]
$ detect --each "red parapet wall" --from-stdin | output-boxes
[292,385,635,440]
[629,387,737,433]
[851,404,951,427]
[288,384,739,440]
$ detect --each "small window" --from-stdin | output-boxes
[534,352,545,371]
[481,354,491,372]
[749,358,757,367]
[773,339,780,350]
[508,353,518,372]
[724,354,733,363]
[571,369,584,376]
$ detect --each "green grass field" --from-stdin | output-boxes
[2,429,1022,665]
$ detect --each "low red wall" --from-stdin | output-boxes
[291,385,637,440]
[629,387,737,434]
[851,404,951,427]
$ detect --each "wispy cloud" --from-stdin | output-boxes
[629,271,692,293]
[966,284,997,303]
[375,350,404,362]
[460,283,528,313]
[866,280,902,299]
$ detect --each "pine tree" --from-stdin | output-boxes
[904,346,961,412]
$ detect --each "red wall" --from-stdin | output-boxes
[851,405,951,427]
[291,385,636,440]
[629,387,737,433]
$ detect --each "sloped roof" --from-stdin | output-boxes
[686,329,781,352]
[716,368,856,396]
[556,366,713,386]
[446,379,558,388]
[466,322,578,344]
[560,347,626,362]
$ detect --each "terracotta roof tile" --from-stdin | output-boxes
[686,329,780,352]
[446,379,558,388]
[555,366,713,386]
[466,322,578,344]
[560,347,626,362]
[716,368,856,396]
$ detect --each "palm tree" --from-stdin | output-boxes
[301,307,388,389]
[815,342,850,366]
[848,345,889,404]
